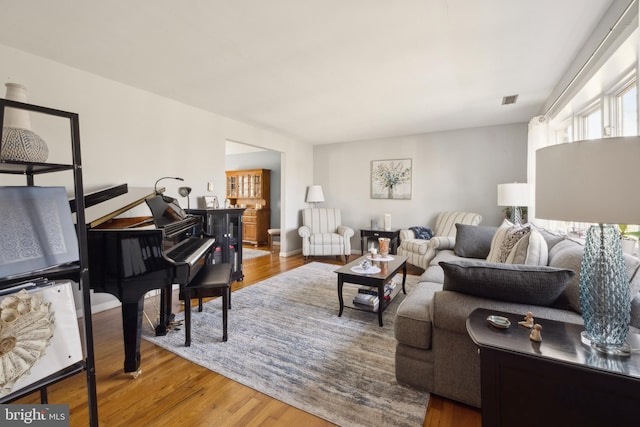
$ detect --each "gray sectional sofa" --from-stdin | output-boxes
[394,224,640,408]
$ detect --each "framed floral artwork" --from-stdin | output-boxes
[371,159,412,199]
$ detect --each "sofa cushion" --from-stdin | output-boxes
[432,290,584,336]
[399,239,429,255]
[631,294,640,330]
[420,264,444,283]
[453,224,498,259]
[309,232,343,245]
[395,282,443,350]
[549,238,640,314]
[505,228,548,265]
[486,224,531,263]
[547,239,584,312]
[430,249,460,267]
[440,260,575,306]
[531,224,566,251]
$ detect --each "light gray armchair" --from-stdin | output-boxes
[298,208,354,262]
[397,211,482,269]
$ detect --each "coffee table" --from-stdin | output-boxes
[334,254,407,326]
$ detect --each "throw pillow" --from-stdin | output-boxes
[410,226,433,240]
[530,223,566,251]
[505,228,549,266]
[486,224,531,263]
[547,239,584,312]
[440,259,575,306]
[453,224,498,259]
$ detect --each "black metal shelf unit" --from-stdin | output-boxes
[0,98,98,426]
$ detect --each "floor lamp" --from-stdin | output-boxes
[536,136,640,356]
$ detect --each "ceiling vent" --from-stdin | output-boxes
[502,94,519,105]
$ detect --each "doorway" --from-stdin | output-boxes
[224,139,282,232]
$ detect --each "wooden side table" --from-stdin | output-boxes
[466,308,640,427]
[360,228,401,254]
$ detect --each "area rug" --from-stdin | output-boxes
[143,262,428,427]
[242,248,271,260]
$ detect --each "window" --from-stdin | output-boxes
[582,106,602,140]
[536,26,639,237]
[555,124,573,144]
[617,82,637,136]
[545,76,637,236]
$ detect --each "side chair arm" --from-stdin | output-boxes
[298,225,311,238]
[337,226,354,239]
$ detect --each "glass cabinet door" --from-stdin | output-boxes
[228,213,241,275]
[227,176,237,197]
[205,212,226,264]
[200,209,243,281]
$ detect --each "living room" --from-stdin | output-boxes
[1,1,639,426]
[1,1,626,257]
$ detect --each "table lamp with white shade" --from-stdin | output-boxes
[497,182,529,224]
[536,136,640,356]
[306,185,325,207]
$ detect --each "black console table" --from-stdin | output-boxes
[360,228,401,254]
[466,308,640,427]
[188,208,245,282]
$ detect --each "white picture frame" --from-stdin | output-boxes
[371,159,412,199]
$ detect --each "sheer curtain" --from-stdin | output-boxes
[527,115,550,227]
[528,117,589,237]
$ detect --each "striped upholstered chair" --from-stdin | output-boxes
[298,208,354,262]
[397,211,482,269]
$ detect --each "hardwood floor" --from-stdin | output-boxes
[14,249,481,427]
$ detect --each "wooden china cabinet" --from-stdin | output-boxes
[225,168,271,246]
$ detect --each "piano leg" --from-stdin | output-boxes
[156,284,174,336]
[121,300,143,376]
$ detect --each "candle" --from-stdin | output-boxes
[384,213,391,231]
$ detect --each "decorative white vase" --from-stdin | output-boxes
[1,83,49,162]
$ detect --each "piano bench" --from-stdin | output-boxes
[183,263,232,346]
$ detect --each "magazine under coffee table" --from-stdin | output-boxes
[334,254,407,326]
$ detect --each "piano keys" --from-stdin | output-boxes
[83,184,215,376]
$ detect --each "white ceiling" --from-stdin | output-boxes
[0,0,615,144]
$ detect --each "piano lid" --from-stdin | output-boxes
[78,186,157,228]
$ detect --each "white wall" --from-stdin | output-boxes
[0,42,526,310]
[0,43,313,311]
[313,123,528,252]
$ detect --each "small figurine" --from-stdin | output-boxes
[529,323,542,342]
[360,259,372,271]
[518,311,534,328]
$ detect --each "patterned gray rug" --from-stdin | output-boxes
[143,262,428,426]
[242,248,271,260]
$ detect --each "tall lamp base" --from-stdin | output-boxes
[580,331,631,357]
[579,224,631,358]
[510,206,522,224]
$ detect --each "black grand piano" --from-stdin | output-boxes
[83,184,214,377]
